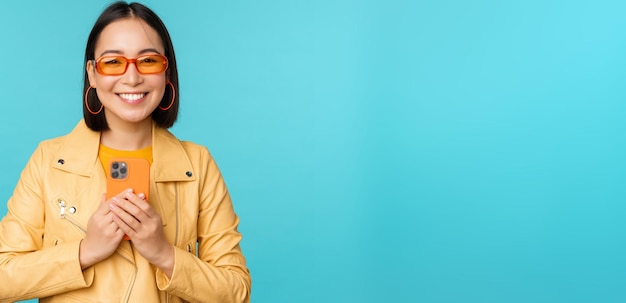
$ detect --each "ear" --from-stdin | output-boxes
[86,60,97,88]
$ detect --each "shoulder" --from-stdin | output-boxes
[32,128,75,160]
[180,140,211,155]
[19,125,81,173]
[153,128,220,181]
[155,127,214,161]
[38,133,69,152]
[178,140,216,168]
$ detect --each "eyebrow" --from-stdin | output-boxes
[98,48,162,57]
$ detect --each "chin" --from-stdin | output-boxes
[121,113,152,123]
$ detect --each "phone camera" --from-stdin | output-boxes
[110,161,128,179]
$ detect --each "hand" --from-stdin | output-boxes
[79,193,126,269]
[109,190,175,276]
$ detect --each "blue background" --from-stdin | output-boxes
[1,0,625,302]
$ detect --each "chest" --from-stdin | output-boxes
[40,165,199,250]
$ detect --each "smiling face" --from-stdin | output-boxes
[87,17,167,129]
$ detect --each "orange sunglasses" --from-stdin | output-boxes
[92,54,168,76]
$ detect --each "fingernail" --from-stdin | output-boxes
[138,193,145,199]
[109,203,116,210]
[112,197,119,203]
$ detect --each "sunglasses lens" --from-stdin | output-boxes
[97,56,128,75]
[96,55,168,75]
[137,55,168,74]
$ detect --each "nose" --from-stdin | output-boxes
[121,61,143,86]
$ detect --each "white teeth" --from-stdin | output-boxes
[119,93,145,101]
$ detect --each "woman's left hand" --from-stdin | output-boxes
[109,190,175,277]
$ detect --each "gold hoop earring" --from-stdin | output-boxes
[84,86,103,115]
[159,81,176,111]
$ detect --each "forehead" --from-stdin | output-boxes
[95,18,164,57]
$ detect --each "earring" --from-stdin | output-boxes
[159,81,176,111]
[84,86,103,115]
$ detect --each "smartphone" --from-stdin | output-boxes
[106,157,150,240]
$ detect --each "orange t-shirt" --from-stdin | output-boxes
[99,144,153,176]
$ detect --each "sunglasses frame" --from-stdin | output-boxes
[92,54,169,76]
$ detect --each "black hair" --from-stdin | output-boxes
[83,1,179,130]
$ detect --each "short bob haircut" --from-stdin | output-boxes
[83,1,179,131]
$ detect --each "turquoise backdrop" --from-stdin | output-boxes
[1,1,625,302]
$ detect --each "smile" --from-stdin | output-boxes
[117,93,147,103]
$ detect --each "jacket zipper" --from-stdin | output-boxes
[59,200,66,218]
[58,200,86,233]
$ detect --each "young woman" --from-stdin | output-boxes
[0,2,251,302]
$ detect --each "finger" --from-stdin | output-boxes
[110,202,141,232]
[122,192,156,218]
[124,191,157,217]
[103,222,120,237]
[112,213,136,238]
[113,188,134,201]
[100,213,121,232]
[99,189,132,214]
[106,213,125,237]
[105,213,118,225]
[112,227,125,241]
[111,195,146,222]
[124,191,148,207]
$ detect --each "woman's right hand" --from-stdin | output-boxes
[79,192,127,269]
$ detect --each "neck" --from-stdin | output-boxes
[101,119,153,151]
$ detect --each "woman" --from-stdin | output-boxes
[0,2,251,302]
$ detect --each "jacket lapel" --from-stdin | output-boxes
[52,120,101,177]
[151,122,196,183]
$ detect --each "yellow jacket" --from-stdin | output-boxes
[0,120,251,303]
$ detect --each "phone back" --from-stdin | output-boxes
[105,157,150,201]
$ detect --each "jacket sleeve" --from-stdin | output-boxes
[0,144,94,302]
[155,147,251,303]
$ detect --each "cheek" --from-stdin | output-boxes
[92,76,117,91]
[150,79,168,99]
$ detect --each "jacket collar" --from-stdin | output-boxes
[52,119,196,182]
